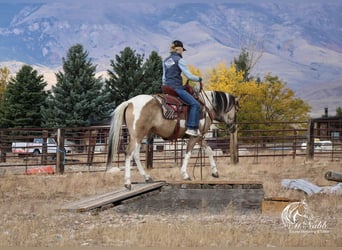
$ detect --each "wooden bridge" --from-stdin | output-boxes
[60,181,166,212]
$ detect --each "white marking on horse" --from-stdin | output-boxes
[131,95,154,131]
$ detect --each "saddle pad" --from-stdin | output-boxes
[154,94,187,120]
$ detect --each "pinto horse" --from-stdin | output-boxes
[106,90,239,189]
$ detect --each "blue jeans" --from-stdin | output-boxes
[175,88,200,129]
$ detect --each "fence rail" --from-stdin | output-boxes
[1,120,341,174]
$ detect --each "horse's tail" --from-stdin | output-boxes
[106,100,129,170]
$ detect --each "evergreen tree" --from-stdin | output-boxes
[138,51,162,95]
[336,107,342,117]
[234,48,252,82]
[0,65,47,128]
[105,47,144,108]
[42,44,111,127]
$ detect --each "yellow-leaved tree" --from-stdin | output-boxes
[0,67,10,120]
[0,67,10,102]
[206,62,311,136]
[207,62,262,125]
[259,74,311,123]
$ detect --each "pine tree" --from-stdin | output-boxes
[139,51,162,95]
[234,48,251,82]
[42,44,111,127]
[105,47,144,108]
[0,65,47,128]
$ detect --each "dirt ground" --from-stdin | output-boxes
[0,156,341,247]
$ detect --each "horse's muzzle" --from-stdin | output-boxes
[228,124,237,134]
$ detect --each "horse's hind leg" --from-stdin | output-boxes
[133,144,152,182]
[124,143,152,190]
[124,152,133,190]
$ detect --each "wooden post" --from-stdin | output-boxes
[56,128,65,174]
[41,130,48,164]
[145,134,154,169]
[0,130,6,162]
[292,129,297,159]
[325,171,342,182]
[306,120,314,159]
[87,130,97,166]
[230,130,239,164]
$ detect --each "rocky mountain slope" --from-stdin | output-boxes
[0,0,341,117]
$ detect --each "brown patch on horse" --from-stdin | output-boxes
[127,98,178,141]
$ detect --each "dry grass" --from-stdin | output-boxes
[0,156,341,247]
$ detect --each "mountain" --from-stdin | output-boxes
[0,0,342,117]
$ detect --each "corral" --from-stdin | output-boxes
[1,120,341,174]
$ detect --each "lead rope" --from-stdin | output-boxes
[192,135,205,180]
[191,84,208,180]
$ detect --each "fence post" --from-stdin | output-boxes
[0,130,6,162]
[56,128,65,174]
[41,130,48,164]
[292,129,297,159]
[145,134,154,169]
[230,130,239,164]
[306,120,314,159]
[87,130,97,166]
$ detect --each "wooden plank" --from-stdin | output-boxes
[169,180,263,185]
[262,197,300,215]
[169,180,263,189]
[60,181,165,212]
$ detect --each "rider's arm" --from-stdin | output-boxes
[178,58,201,82]
[162,62,166,83]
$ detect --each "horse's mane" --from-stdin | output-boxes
[207,91,236,114]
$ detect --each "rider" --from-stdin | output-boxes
[162,40,202,137]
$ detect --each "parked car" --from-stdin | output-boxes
[12,138,71,156]
[301,140,333,151]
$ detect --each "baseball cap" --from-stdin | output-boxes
[172,40,186,51]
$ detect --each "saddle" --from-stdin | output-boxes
[153,84,205,140]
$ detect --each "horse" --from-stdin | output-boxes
[106,89,239,189]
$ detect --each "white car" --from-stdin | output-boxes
[301,140,333,151]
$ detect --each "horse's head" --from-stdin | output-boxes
[207,91,239,133]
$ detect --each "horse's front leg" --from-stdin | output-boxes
[180,138,198,180]
[203,142,219,178]
[180,151,192,180]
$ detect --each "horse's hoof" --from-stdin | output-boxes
[212,172,219,178]
[145,176,153,183]
[124,184,132,190]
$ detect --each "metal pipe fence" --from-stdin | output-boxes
[0,120,341,174]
